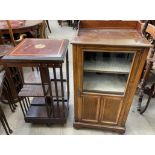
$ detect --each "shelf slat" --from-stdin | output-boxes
[84,58,131,74]
[83,73,127,94]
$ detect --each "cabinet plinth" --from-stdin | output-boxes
[72,21,152,133]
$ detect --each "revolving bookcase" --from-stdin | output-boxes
[2,38,70,124]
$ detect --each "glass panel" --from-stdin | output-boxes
[83,51,134,95]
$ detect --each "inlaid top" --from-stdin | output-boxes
[3,38,69,62]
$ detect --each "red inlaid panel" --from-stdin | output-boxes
[9,39,68,58]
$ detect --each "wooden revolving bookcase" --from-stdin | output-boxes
[2,38,70,124]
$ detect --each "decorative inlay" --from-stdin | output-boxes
[34,44,46,49]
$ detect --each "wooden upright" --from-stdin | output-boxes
[72,21,152,133]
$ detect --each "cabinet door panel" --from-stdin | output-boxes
[79,95,100,123]
[99,97,122,125]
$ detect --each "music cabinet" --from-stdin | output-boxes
[72,21,152,133]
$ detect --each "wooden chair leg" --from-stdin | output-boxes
[8,102,15,112]
[0,105,13,134]
[39,21,47,39]
[0,118,9,135]
[1,113,13,134]
[138,88,144,111]
[46,20,51,33]
[137,61,153,112]
[2,79,16,112]
[5,91,16,112]
[140,83,155,114]
[140,94,152,114]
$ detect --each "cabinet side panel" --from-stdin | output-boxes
[73,45,78,121]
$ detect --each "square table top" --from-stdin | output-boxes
[3,38,69,62]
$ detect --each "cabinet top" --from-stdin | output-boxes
[71,21,152,48]
[2,38,69,62]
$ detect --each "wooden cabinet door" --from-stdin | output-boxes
[99,96,123,125]
[78,95,101,123]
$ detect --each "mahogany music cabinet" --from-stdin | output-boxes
[2,38,70,124]
[72,21,152,133]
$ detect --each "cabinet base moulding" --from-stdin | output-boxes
[73,121,125,134]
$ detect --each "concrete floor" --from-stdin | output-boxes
[0,20,155,135]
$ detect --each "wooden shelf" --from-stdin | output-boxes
[25,106,67,123]
[31,97,68,106]
[31,97,46,106]
[84,58,132,74]
[18,84,48,97]
[24,97,68,123]
[83,73,127,94]
[18,82,67,99]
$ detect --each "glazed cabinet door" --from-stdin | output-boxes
[99,96,123,125]
[78,95,101,123]
[83,51,134,95]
